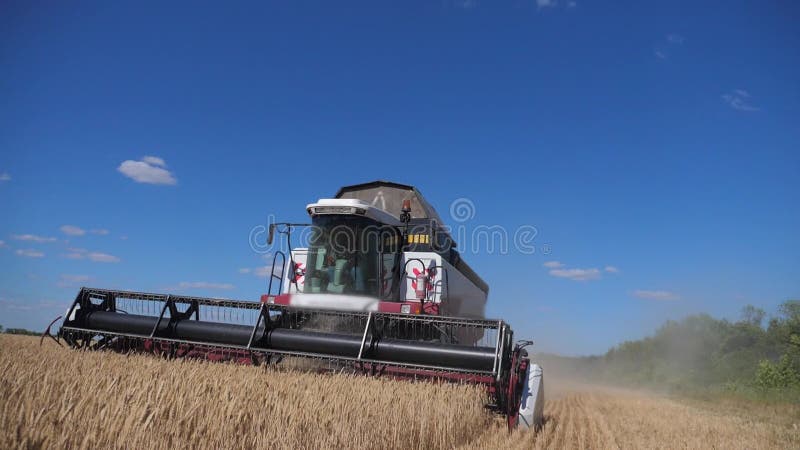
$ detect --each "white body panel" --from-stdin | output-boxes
[401,251,487,319]
[282,249,308,294]
[518,363,544,429]
[306,199,403,226]
[272,293,380,312]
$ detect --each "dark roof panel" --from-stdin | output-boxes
[335,180,444,225]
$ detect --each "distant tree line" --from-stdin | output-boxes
[538,300,800,400]
[0,325,41,336]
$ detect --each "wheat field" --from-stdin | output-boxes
[1,335,797,449]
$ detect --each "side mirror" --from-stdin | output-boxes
[268,223,276,245]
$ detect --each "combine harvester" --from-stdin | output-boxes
[51,181,544,429]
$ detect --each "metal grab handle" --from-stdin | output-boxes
[426,264,449,301]
[267,251,286,297]
[403,258,426,280]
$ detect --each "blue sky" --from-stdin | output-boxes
[1,1,798,354]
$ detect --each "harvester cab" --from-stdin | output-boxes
[53,181,544,430]
[265,181,487,325]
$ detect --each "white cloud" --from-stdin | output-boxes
[0,172,10,182]
[535,0,575,9]
[87,252,120,263]
[239,265,274,278]
[452,0,478,9]
[0,240,5,247]
[61,226,109,236]
[61,274,90,282]
[12,234,57,243]
[667,34,685,44]
[62,247,120,263]
[60,225,86,236]
[655,33,685,60]
[177,281,235,290]
[142,156,167,167]
[633,290,679,301]
[118,157,177,185]
[57,274,91,288]
[0,298,62,312]
[544,261,615,281]
[722,89,759,111]
[548,267,601,281]
[0,299,36,311]
[254,265,274,278]
[16,249,45,258]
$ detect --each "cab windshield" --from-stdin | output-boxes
[304,216,399,298]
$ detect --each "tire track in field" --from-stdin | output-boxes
[574,393,591,449]
[583,392,620,449]
[543,391,657,450]
[548,394,576,449]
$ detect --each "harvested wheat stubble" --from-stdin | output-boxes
[461,385,800,450]
[2,335,798,449]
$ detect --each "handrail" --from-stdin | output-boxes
[266,251,286,296]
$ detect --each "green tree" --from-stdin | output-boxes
[741,305,766,328]
[755,354,800,389]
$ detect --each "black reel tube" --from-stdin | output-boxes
[80,310,496,372]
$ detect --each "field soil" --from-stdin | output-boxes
[2,335,798,449]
